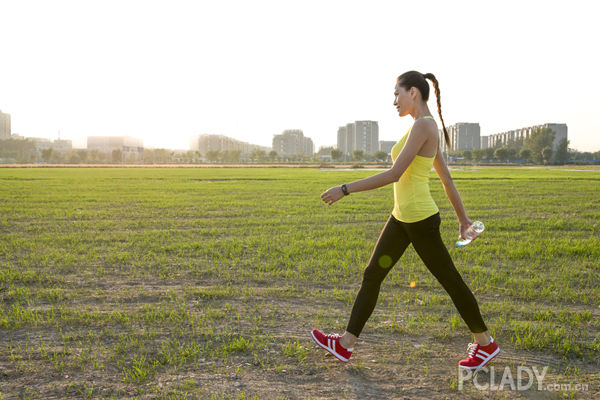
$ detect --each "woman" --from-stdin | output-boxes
[311,71,499,370]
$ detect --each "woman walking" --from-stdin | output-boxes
[311,71,499,370]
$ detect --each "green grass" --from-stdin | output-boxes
[0,166,599,399]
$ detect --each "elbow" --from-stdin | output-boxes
[388,169,401,183]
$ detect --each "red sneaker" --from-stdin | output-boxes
[310,329,353,362]
[459,336,500,370]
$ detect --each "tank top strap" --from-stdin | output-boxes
[424,116,434,119]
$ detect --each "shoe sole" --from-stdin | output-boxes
[310,331,350,362]
[459,347,500,370]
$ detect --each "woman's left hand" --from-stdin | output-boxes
[320,186,345,206]
[459,218,474,241]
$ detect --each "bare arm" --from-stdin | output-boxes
[432,149,475,240]
[320,120,431,204]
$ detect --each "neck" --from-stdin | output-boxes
[410,105,432,121]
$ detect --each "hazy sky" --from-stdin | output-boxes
[1,0,598,151]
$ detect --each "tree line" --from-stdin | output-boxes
[449,127,598,165]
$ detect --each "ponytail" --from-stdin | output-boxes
[423,73,450,149]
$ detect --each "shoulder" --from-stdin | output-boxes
[410,118,438,139]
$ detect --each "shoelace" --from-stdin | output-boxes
[466,342,479,358]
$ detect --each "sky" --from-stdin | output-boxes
[1,0,598,152]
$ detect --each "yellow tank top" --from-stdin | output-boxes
[390,116,439,223]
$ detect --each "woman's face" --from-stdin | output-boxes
[393,82,414,117]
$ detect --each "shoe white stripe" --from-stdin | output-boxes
[478,349,491,357]
[310,331,350,362]
[460,347,500,370]
[475,354,487,360]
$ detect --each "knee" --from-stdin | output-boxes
[361,263,387,286]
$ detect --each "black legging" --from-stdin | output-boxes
[346,212,488,337]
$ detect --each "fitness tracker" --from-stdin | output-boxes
[341,184,349,195]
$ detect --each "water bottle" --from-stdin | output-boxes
[457,221,485,247]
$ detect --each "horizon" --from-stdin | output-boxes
[1,0,598,153]
[5,121,593,154]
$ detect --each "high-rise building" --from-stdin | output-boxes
[443,122,480,152]
[190,134,270,156]
[272,129,313,156]
[337,126,347,155]
[345,123,355,156]
[354,121,379,154]
[0,110,11,139]
[337,120,379,159]
[480,135,489,149]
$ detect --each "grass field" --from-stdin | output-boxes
[0,167,599,399]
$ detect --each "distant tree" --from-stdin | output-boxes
[87,150,99,163]
[111,149,122,163]
[542,146,553,164]
[463,150,472,161]
[505,137,525,154]
[41,148,53,163]
[50,151,65,163]
[374,151,388,162]
[352,150,364,161]
[206,150,219,163]
[0,138,36,162]
[77,149,88,163]
[255,150,267,162]
[230,150,242,163]
[526,127,555,163]
[494,147,508,162]
[248,149,259,162]
[183,150,195,163]
[519,148,532,163]
[484,147,495,161]
[68,151,81,164]
[472,148,484,162]
[554,138,569,164]
[268,150,278,161]
[331,149,343,161]
[505,148,517,162]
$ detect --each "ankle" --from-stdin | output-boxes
[339,334,356,349]
[473,332,491,346]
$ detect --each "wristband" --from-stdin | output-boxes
[341,184,349,195]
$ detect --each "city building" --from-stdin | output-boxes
[480,135,489,149]
[481,123,567,150]
[337,126,347,155]
[190,134,271,158]
[6,132,72,152]
[272,129,314,156]
[345,123,355,156]
[379,140,396,157]
[355,121,379,154]
[31,138,72,152]
[87,136,143,161]
[336,120,379,159]
[0,110,11,139]
[442,122,481,153]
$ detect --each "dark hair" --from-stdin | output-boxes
[396,70,450,149]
